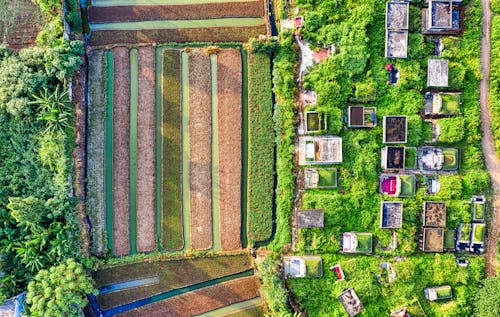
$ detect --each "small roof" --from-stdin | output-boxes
[283,256,306,278]
[338,288,364,317]
[423,227,444,252]
[296,209,324,228]
[342,232,373,254]
[299,90,317,107]
[427,59,449,87]
[424,201,446,227]
[429,0,453,29]
[424,285,452,301]
[386,2,409,30]
[385,30,408,59]
[383,116,408,144]
[380,201,403,228]
[299,136,342,165]
[381,146,405,170]
[348,106,377,128]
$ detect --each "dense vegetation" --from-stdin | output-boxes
[473,275,500,316]
[0,0,89,311]
[491,9,500,155]
[247,53,275,243]
[266,0,491,315]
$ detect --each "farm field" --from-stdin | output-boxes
[87,1,264,23]
[91,0,255,5]
[0,0,42,50]
[86,46,265,255]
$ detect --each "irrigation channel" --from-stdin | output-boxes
[88,270,254,316]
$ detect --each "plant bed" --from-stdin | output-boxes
[161,49,184,251]
[217,49,243,251]
[423,202,446,227]
[94,254,252,310]
[404,147,417,169]
[399,175,416,197]
[442,148,459,170]
[317,168,338,188]
[444,229,456,250]
[472,223,485,243]
[136,45,157,253]
[423,228,444,252]
[188,49,213,250]
[440,93,461,114]
[112,46,131,256]
[304,258,323,278]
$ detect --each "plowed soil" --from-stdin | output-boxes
[88,25,266,47]
[87,1,264,23]
[112,46,131,256]
[188,50,213,250]
[136,46,156,252]
[117,276,260,317]
[217,49,242,251]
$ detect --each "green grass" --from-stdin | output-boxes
[444,230,456,250]
[129,48,138,255]
[211,53,221,252]
[400,175,415,197]
[92,0,253,6]
[317,168,337,188]
[356,233,373,253]
[404,147,417,169]
[161,49,184,251]
[474,203,485,220]
[105,50,114,252]
[247,53,274,243]
[473,224,485,243]
[181,51,191,252]
[435,286,452,299]
[440,93,461,114]
[442,148,459,170]
[305,258,323,278]
[89,18,265,31]
[306,112,319,132]
[459,224,471,242]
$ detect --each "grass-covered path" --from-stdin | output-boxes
[480,0,500,277]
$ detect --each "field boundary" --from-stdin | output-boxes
[89,18,265,31]
[240,49,248,248]
[181,51,191,251]
[211,53,221,252]
[129,48,138,254]
[155,47,163,249]
[105,50,114,252]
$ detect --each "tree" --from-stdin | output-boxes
[26,259,96,317]
[473,276,500,317]
[30,84,73,135]
[257,255,291,315]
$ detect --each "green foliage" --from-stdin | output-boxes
[26,259,97,317]
[247,52,275,243]
[438,117,465,143]
[491,15,500,156]
[32,0,60,16]
[248,37,279,54]
[256,254,292,315]
[355,75,377,102]
[474,276,500,317]
[64,0,82,32]
[492,0,500,14]
[30,85,73,136]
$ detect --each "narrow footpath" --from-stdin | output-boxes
[480,0,500,277]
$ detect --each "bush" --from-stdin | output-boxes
[438,117,465,143]
[256,254,291,315]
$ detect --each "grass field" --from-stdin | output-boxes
[404,147,417,169]
[161,49,184,251]
[442,148,459,170]
[400,175,415,197]
[90,18,265,31]
[87,49,107,256]
[94,254,252,310]
[440,93,461,114]
[317,168,337,188]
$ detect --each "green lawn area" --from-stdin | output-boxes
[305,258,323,278]
[404,147,417,169]
[473,224,485,243]
[435,286,453,299]
[440,93,461,114]
[442,148,459,170]
[444,230,456,250]
[306,112,320,132]
[317,168,337,188]
[356,233,373,253]
[399,175,415,197]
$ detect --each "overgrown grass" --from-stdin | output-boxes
[247,52,274,243]
[161,49,184,251]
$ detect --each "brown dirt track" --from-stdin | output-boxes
[88,26,266,47]
[117,276,260,317]
[112,47,131,256]
[217,49,242,251]
[136,46,156,252]
[188,50,213,250]
[87,1,264,23]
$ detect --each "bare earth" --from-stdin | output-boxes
[217,49,242,251]
[117,276,260,317]
[136,46,157,252]
[112,47,131,256]
[480,0,500,277]
[189,50,213,250]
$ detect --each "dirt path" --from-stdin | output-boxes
[480,0,500,277]
[136,46,157,252]
[112,47,131,256]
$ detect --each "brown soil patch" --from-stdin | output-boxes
[112,46,131,256]
[424,228,444,252]
[117,276,260,317]
[424,202,446,227]
[88,26,266,47]
[87,1,264,23]
[136,46,157,252]
[189,50,213,250]
[217,49,242,251]
[0,0,43,50]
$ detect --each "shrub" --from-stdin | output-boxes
[438,117,465,143]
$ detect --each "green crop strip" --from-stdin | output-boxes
[240,49,248,248]
[89,18,265,31]
[155,47,163,249]
[210,53,221,252]
[181,51,191,252]
[162,49,184,251]
[129,48,138,255]
[196,297,262,317]
[91,0,254,7]
[105,50,114,252]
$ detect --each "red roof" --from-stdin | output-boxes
[312,49,330,62]
[295,16,304,27]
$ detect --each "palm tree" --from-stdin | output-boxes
[30,84,73,135]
